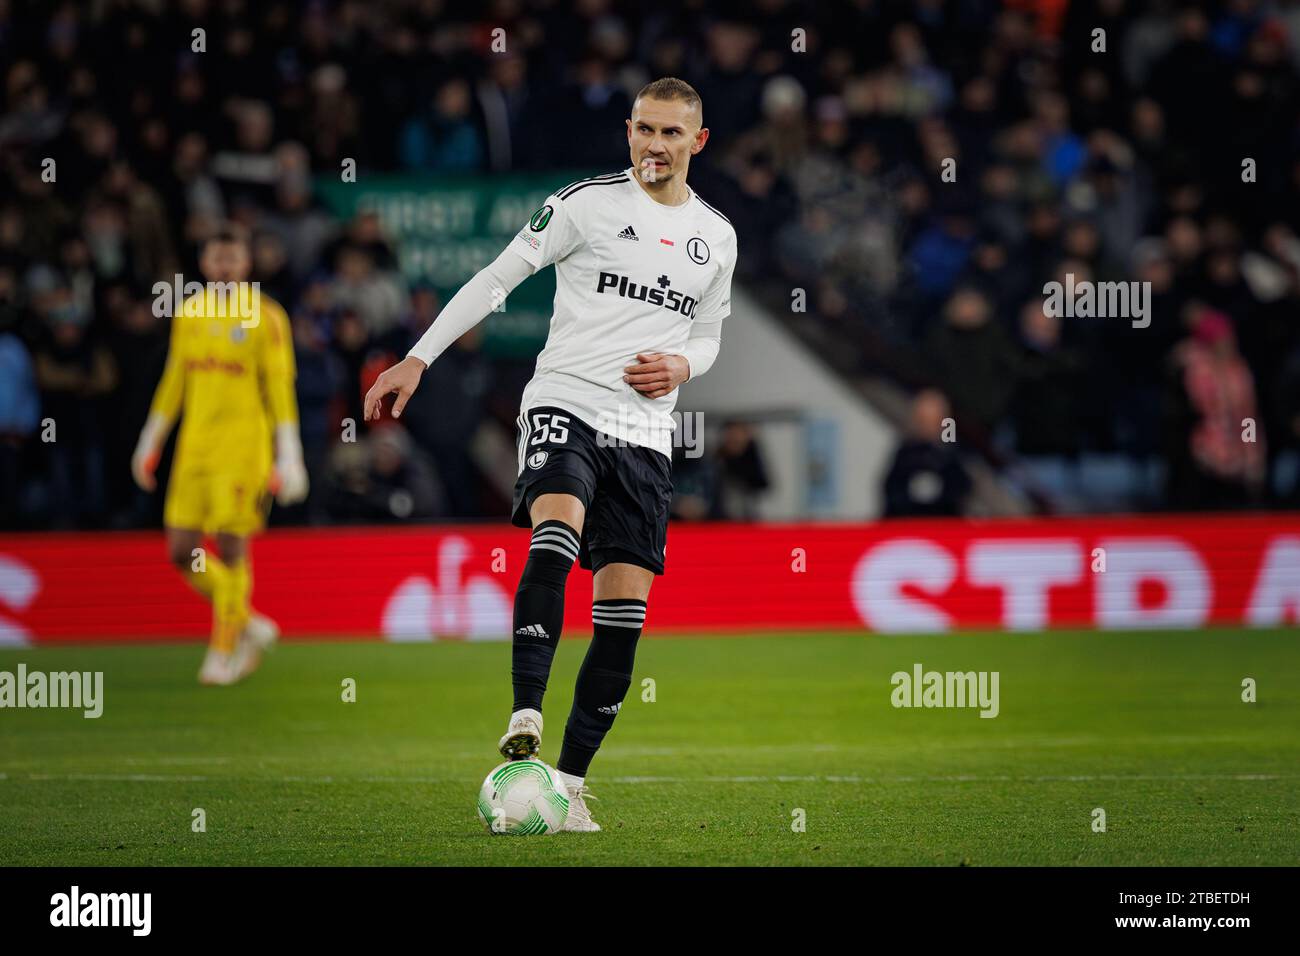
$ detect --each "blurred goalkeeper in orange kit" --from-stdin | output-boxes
[131,225,308,685]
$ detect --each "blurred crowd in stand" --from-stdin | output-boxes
[3,1,1298,528]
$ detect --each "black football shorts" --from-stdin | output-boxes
[511,405,672,575]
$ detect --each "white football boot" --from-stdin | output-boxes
[498,708,543,760]
[227,634,264,682]
[197,647,236,686]
[561,782,601,833]
[243,612,280,651]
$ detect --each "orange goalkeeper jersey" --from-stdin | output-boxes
[148,286,298,473]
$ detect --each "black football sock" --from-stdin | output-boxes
[557,599,646,777]
[511,520,580,713]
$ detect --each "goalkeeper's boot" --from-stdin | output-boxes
[560,781,601,833]
[244,612,280,651]
[228,634,265,683]
[197,647,236,686]
[498,708,542,761]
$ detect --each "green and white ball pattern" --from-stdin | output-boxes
[476,759,570,835]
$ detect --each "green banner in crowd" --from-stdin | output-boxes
[315,171,598,358]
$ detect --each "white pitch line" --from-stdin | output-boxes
[1,738,1264,770]
[22,772,212,782]
[609,773,1298,784]
[1,771,1293,785]
[604,773,1296,784]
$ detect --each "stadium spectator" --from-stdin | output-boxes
[923,285,1022,438]
[1011,299,1084,460]
[399,77,486,172]
[325,426,442,523]
[883,389,972,518]
[32,299,117,527]
[1164,308,1267,510]
[104,296,167,528]
[261,152,338,281]
[669,445,719,522]
[713,420,771,520]
[329,306,374,431]
[400,300,491,519]
[0,284,39,528]
[291,311,347,525]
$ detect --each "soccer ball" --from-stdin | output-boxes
[476,759,570,835]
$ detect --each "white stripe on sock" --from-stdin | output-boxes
[532,529,579,549]
[592,607,646,617]
[530,542,578,560]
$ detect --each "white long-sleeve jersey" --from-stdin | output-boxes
[409,166,737,458]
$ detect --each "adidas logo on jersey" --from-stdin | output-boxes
[514,624,550,640]
[617,225,639,241]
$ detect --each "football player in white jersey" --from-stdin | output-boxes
[365,77,736,832]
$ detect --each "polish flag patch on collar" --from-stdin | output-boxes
[660,238,674,246]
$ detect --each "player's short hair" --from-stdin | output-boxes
[634,77,703,122]
[204,223,251,251]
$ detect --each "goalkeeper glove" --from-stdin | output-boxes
[269,422,309,506]
[131,413,168,492]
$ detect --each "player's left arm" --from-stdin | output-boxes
[625,231,736,399]
[257,297,309,505]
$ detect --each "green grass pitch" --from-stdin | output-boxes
[1,630,1297,866]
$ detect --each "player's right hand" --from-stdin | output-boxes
[364,355,427,421]
[131,413,169,492]
[131,446,160,492]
